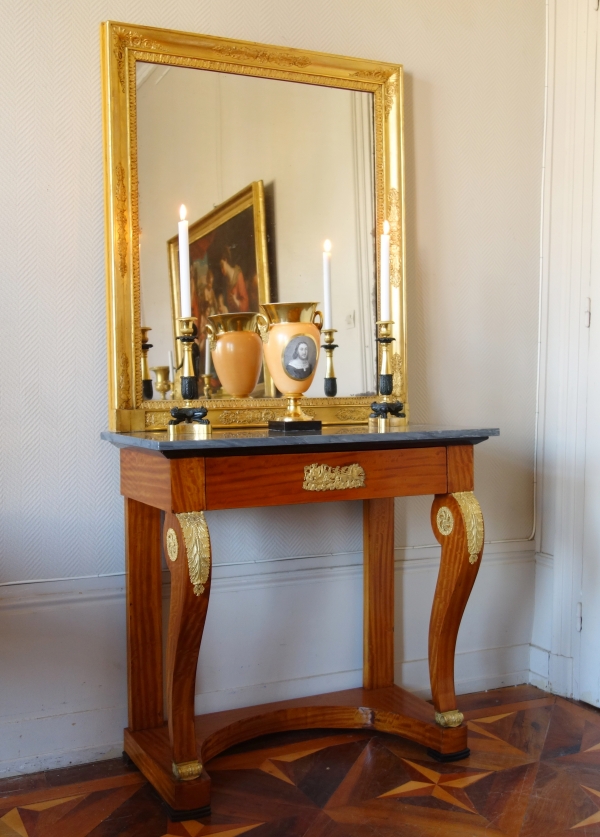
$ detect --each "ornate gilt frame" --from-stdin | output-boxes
[167,181,271,383]
[101,21,407,431]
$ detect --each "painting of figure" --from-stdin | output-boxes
[169,181,270,392]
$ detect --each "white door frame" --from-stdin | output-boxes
[535,0,598,699]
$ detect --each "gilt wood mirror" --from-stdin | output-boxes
[101,22,406,431]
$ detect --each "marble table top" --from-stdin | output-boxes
[102,424,499,456]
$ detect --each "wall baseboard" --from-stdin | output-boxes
[194,668,363,716]
[0,642,532,779]
[0,705,124,778]
[0,545,537,778]
[529,643,551,691]
[399,644,532,699]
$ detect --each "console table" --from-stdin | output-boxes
[102,424,498,820]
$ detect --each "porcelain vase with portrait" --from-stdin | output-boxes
[260,303,323,399]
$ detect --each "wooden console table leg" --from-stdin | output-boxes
[363,498,395,689]
[124,498,163,731]
[428,489,484,760]
[162,510,212,817]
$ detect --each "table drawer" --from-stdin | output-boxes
[205,447,447,510]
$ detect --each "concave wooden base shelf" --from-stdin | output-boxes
[124,685,467,815]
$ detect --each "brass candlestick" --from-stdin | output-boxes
[140,326,153,400]
[168,317,212,439]
[321,328,338,397]
[369,320,405,432]
[376,320,394,401]
[201,373,212,399]
[168,406,211,440]
[177,317,198,404]
[150,366,172,400]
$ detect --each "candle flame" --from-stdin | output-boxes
[324,239,332,253]
[383,220,390,235]
[179,204,187,221]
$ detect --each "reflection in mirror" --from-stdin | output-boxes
[137,62,377,400]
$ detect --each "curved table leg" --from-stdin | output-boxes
[428,491,484,760]
[162,510,212,818]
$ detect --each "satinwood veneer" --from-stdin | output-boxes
[104,426,497,818]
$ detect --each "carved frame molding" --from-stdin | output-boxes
[101,21,407,431]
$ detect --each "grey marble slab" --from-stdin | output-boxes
[101,424,499,456]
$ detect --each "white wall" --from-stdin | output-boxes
[0,0,544,776]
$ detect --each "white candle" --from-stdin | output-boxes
[178,205,191,318]
[323,239,332,330]
[380,220,390,322]
[168,350,175,383]
[204,339,211,375]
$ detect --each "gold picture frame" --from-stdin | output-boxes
[167,181,272,397]
[101,21,407,431]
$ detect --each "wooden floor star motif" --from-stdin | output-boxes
[378,758,492,813]
[0,808,28,837]
[258,744,333,786]
[4,687,600,836]
[570,786,600,829]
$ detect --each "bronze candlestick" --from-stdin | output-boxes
[321,328,338,397]
[140,326,153,400]
[369,320,405,432]
[168,317,212,439]
[177,317,198,403]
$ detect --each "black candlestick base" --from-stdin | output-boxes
[378,373,393,397]
[369,400,405,421]
[322,335,338,397]
[168,406,211,440]
[180,375,198,401]
[324,377,337,397]
[169,406,209,426]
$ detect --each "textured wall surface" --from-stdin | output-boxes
[0,0,544,585]
[0,0,545,774]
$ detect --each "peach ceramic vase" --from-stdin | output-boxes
[260,302,323,421]
[206,312,269,398]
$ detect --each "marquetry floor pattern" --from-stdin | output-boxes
[3,686,600,836]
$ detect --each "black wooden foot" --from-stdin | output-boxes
[164,802,211,821]
[427,747,470,763]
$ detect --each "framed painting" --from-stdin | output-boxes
[168,180,271,395]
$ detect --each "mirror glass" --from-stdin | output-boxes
[137,62,377,400]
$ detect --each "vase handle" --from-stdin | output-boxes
[314,310,324,331]
[205,322,217,352]
[256,312,270,344]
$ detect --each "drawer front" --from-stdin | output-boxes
[205,447,447,510]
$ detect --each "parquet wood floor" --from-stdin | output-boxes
[3,686,600,836]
